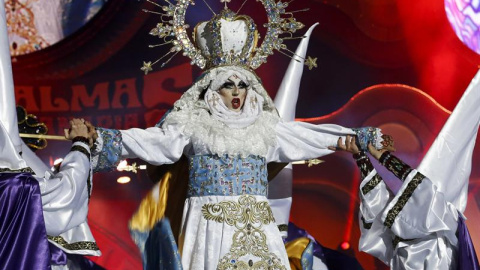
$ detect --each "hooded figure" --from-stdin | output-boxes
[0,3,100,269]
[342,70,480,269]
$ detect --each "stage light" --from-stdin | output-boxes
[50,158,64,171]
[445,0,480,55]
[117,176,131,184]
[340,241,350,250]
[116,160,146,173]
[53,158,63,165]
[117,160,128,171]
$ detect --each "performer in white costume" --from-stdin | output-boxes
[338,70,480,269]
[90,2,387,268]
[93,63,365,270]
[0,3,100,269]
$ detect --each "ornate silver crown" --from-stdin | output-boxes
[141,0,315,74]
[194,9,258,69]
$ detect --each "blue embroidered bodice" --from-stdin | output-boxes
[187,155,268,197]
[92,128,269,197]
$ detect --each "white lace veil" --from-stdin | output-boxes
[163,65,280,157]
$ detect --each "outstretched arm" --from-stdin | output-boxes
[337,136,393,221]
[266,121,357,162]
[267,121,387,163]
[338,136,396,264]
[90,122,190,172]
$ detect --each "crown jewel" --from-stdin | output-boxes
[141,0,311,74]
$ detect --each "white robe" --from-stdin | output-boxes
[358,68,480,270]
[0,120,99,257]
[97,119,355,269]
[358,168,458,269]
[40,141,100,257]
[0,4,99,264]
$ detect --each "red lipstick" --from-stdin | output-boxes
[232,98,241,109]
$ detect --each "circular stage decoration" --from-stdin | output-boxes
[6,0,150,80]
[445,0,480,55]
[5,0,108,56]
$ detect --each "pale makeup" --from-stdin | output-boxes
[218,75,248,112]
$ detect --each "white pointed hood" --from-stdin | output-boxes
[0,0,48,175]
[0,1,22,151]
[418,70,480,213]
[274,23,319,121]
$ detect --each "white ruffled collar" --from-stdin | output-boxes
[163,108,279,157]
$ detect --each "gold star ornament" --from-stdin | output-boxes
[305,56,318,70]
[141,61,153,75]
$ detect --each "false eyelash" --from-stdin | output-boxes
[238,82,249,88]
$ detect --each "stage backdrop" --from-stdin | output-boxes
[7,0,480,269]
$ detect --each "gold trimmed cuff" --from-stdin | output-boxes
[383,173,425,228]
[48,235,99,251]
[361,174,382,195]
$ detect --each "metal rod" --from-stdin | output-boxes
[19,133,68,141]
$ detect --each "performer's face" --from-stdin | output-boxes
[218,75,248,112]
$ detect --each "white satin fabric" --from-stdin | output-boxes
[1,1,51,177]
[0,29,50,176]
[268,197,292,238]
[270,24,319,239]
[119,120,354,164]
[313,257,329,270]
[274,23,318,123]
[358,70,480,269]
[20,140,51,178]
[0,121,100,256]
[0,122,27,170]
[267,122,355,162]
[108,114,355,269]
[418,69,480,213]
[0,1,98,261]
[195,18,252,59]
[40,141,100,256]
[0,3,23,154]
[358,169,458,269]
[179,195,289,269]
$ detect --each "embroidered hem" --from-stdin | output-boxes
[202,195,287,269]
[0,167,34,173]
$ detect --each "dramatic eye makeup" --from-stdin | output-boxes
[220,80,248,90]
[222,81,235,89]
[238,81,248,89]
